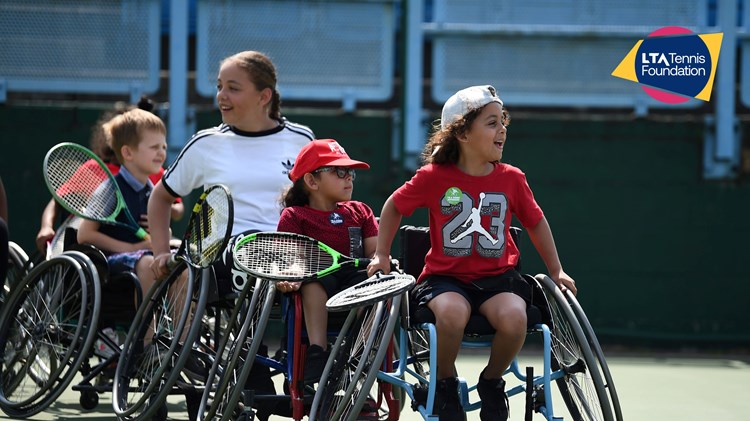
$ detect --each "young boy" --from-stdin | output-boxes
[77,108,167,296]
[368,85,576,421]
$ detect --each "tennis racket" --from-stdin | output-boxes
[43,142,148,240]
[170,184,233,269]
[233,232,370,281]
[326,272,415,312]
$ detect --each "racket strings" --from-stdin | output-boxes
[187,191,232,267]
[47,147,118,219]
[235,236,334,278]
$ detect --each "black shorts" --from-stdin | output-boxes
[311,266,369,298]
[211,229,260,295]
[411,269,531,314]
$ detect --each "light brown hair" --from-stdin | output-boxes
[105,108,166,163]
[221,50,282,120]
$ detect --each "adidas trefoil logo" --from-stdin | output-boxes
[282,159,294,175]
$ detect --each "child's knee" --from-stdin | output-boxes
[494,307,527,336]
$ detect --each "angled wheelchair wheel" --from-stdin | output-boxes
[200,277,276,421]
[310,295,401,421]
[565,290,623,421]
[2,242,31,304]
[535,274,615,421]
[0,253,99,418]
[113,263,209,420]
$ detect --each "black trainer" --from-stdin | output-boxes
[303,344,329,383]
[477,372,509,421]
[435,377,466,421]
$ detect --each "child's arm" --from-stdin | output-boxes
[526,216,577,295]
[77,219,150,253]
[367,195,402,276]
[148,181,177,280]
[363,236,378,258]
[170,201,185,221]
[36,198,57,253]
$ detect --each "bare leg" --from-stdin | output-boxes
[301,282,329,348]
[478,292,527,379]
[427,292,470,379]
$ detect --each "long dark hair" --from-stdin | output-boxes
[280,178,311,209]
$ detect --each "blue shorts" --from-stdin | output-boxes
[107,249,152,275]
[411,269,531,314]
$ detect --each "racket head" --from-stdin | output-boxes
[44,142,122,221]
[326,272,416,312]
[178,184,234,268]
[44,142,149,240]
[232,231,338,281]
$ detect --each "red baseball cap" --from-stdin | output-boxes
[289,139,370,182]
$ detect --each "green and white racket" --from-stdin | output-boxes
[43,142,149,240]
[232,232,370,281]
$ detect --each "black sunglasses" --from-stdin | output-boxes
[313,166,357,180]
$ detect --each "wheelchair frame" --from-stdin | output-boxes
[306,225,622,421]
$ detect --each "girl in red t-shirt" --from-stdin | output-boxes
[277,138,378,383]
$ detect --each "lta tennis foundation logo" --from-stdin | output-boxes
[612,26,722,103]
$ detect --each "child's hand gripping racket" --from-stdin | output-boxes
[232,232,370,281]
[168,184,233,270]
[43,142,149,240]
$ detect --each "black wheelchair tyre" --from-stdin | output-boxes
[310,295,401,421]
[113,263,209,420]
[2,242,30,304]
[565,290,623,421]
[536,274,615,421]
[0,253,100,418]
[199,277,276,421]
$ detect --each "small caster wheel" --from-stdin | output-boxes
[79,390,99,410]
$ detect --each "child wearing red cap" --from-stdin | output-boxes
[277,138,378,383]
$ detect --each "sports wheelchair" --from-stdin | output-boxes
[196,256,404,420]
[0,217,145,418]
[309,225,623,421]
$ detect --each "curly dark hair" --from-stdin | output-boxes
[421,106,510,165]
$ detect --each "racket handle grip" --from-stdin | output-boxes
[135,227,150,241]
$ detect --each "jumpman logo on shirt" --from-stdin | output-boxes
[450,192,499,245]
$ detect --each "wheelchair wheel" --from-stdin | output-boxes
[565,290,623,421]
[199,277,276,421]
[0,253,99,418]
[2,242,31,304]
[535,274,615,421]
[310,295,401,421]
[113,263,209,420]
